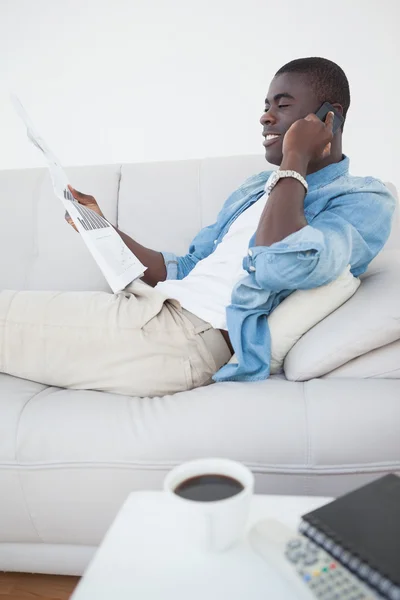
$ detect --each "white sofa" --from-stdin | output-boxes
[0,154,399,576]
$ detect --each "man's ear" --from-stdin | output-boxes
[330,102,345,133]
[331,102,344,116]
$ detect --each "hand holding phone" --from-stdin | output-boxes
[282,109,335,163]
[315,102,344,134]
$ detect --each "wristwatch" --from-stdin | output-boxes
[266,170,308,194]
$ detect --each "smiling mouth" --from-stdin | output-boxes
[263,134,281,148]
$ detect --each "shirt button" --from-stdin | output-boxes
[248,249,253,257]
[249,266,256,272]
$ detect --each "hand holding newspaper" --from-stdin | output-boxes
[11,94,147,293]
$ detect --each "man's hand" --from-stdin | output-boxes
[65,185,105,232]
[282,111,334,164]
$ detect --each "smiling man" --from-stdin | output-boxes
[1,57,396,396]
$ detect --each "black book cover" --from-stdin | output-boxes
[301,474,400,586]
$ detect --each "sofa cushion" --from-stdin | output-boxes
[284,251,400,381]
[268,265,360,374]
[323,338,400,379]
[227,266,360,374]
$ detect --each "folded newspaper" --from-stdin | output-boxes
[11,95,147,293]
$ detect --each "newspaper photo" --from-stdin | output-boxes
[11,94,147,293]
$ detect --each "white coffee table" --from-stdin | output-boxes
[71,491,332,600]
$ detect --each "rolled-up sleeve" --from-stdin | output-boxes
[245,220,350,290]
[160,221,220,280]
[161,249,206,280]
[160,251,179,280]
[244,184,396,291]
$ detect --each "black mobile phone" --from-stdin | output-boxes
[315,102,344,134]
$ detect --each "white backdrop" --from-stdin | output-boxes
[0,0,399,188]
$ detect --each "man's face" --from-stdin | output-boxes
[260,73,321,165]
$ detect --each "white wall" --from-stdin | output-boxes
[0,0,399,188]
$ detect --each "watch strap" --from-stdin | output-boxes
[267,170,308,193]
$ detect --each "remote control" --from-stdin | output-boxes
[249,519,382,600]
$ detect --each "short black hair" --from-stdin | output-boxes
[275,57,351,125]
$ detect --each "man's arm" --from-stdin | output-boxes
[245,181,396,293]
[113,228,166,286]
[66,171,254,286]
[65,183,225,286]
[255,112,334,247]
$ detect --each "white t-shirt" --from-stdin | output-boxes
[155,183,271,330]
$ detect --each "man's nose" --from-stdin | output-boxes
[260,107,277,126]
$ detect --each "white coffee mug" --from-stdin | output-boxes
[163,458,254,552]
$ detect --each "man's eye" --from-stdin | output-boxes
[264,104,290,112]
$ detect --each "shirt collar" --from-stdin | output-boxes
[305,154,349,189]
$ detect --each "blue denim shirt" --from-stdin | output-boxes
[162,156,396,382]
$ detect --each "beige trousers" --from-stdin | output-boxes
[0,280,232,397]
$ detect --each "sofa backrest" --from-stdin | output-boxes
[0,155,398,292]
[0,164,121,292]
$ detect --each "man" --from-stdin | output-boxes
[1,57,395,396]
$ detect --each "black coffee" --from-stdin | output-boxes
[174,474,244,502]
